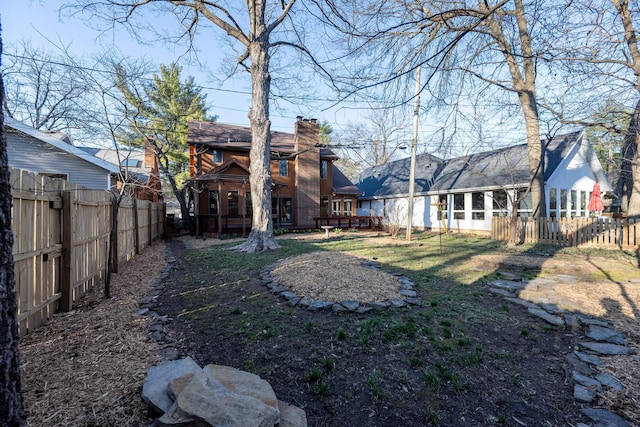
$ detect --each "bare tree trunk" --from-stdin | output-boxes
[521,91,546,218]
[0,28,26,426]
[620,99,640,217]
[231,22,280,253]
[508,206,520,246]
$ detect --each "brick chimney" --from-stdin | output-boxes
[144,137,158,170]
[294,117,320,227]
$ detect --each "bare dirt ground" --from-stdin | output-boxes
[18,233,640,426]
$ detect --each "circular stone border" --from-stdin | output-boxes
[258,257,421,313]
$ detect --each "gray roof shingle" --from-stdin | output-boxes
[358,131,581,199]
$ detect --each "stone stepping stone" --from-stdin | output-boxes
[564,314,581,330]
[489,288,516,297]
[581,408,628,427]
[540,303,564,314]
[579,341,635,355]
[572,371,602,392]
[573,351,604,366]
[504,297,539,309]
[488,279,526,292]
[527,307,565,326]
[586,325,627,345]
[575,314,609,326]
[566,353,594,376]
[574,384,596,403]
[596,372,624,391]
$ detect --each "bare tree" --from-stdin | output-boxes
[2,40,93,134]
[69,0,329,252]
[336,107,411,180]
[0,26,26,427]
[325,0,566,219]
[547,0,640,216]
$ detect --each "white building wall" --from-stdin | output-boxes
[546,147,599,217]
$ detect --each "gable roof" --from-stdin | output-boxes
[78,147,153,181]
[188,119,338,160]
[358,152,445,198]
[5,118,119,173]
[358,131,584,199]
[332,165,362,195]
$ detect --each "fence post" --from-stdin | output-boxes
[148,202,153,244]
[60,190,74,312]
[111,196,119,274]
[134,198,140,255]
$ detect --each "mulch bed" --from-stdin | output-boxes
[19,242,167,426]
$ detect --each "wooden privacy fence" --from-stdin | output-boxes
[11,169,165,336]
[492,216,639,249]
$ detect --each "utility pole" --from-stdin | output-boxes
[406,66,420,241]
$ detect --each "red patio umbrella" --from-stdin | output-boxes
[588,182,604,213]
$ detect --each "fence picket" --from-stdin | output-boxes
[491,216,638,250]
[11,168,166,336]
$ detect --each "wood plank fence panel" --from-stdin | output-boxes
[492,216,639,250]
[11,168,165,336]
[116,198,136,264]
[137,200,151,250]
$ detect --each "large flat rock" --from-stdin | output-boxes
[579,341,635,355]
[142,357,202,414]
[167,372,280,427]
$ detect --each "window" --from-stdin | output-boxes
[280,198,292,223]
[320,197,330,217]
[492,190,508,217]
[227,191,239,216]
[120,158,140,167]
[213,149,223,164]
[517,189,533,217]
[320,160,328,179]
[332,199,341,216]
[343,199,353,216]
[40,173,68,180]
[549,188,557,218]
[571,190,577,217]
[453,193,465,220]
[437,194,448,220]
[580,191,587,217]
[560,189,567,218]
[209,190,219,215]
[471,192,484,220]
[245,192,252,217]
[271,198,293,224]
[278,160,289,177]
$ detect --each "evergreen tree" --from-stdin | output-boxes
[116,63,210,230]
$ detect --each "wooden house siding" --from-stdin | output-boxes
[188,119,361,235]
[7,129,114,190]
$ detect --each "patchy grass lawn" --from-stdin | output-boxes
[158,232,640,426]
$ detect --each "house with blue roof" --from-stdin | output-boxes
[356,131,613,234]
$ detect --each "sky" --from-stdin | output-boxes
[0,1,364,135]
